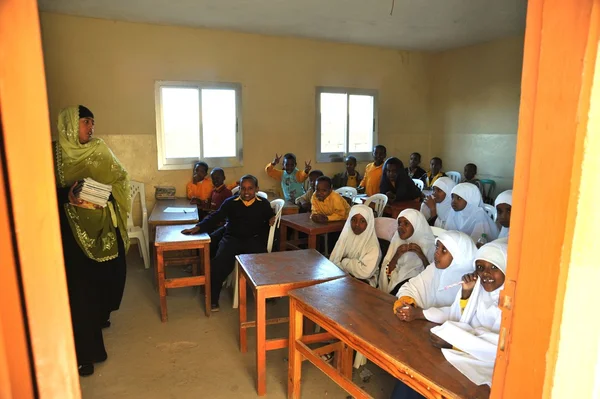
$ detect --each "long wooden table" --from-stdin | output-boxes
[279,213,346,251]
[288,277,490,399]
[236,250,346,396]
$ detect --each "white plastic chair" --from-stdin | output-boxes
[257,191,268,199]
[127,181,150,269]
[431,226,446,237]
[231,186,240,195]
[374,217,397,241]
[412,179,424,191]
[446,171,462,185]
[231,199,285,308]
[483,204,497,221]
[335,186,357,203]
[364,193,389,218]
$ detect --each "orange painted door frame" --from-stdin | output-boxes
[491,0,599,398]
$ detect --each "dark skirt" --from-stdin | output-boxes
[58,201,127,364]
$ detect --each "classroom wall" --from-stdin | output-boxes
[39,13,433,210]
[430,36,524,192]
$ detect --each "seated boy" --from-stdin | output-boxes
[461,163,484,195]
[187,161,213,207]
[311,176,351,223]
[421,157,446,189]
[182,175,275,311]
[405,152,427,179]
[358,145,386,196]
[332,156,361,188]
[295,170,324,212]
[265,153,311,202]
[209,168,233,212]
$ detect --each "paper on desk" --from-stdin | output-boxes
[164,207,196,213]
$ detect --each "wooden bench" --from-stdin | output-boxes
[288,277,491,399]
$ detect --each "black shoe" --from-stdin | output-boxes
[94,353,108,363]
[101,320,111,329]
[211,304,220,312]
[78,363,94,376]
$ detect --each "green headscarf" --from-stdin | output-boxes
[55,106,131,261]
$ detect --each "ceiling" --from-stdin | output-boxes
[37,0,527,51]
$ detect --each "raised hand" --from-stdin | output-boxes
[461,272,478,299]
[272,153,282,166]
[424,195,436,213]
[304,160,312,173]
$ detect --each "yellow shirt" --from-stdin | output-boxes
[310,191,350,221]
[346,175,358,188]
[187,178,214,201]
[425,172,445,189]
[359,162,383,196]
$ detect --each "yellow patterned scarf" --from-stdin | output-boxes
[55,106,131,261]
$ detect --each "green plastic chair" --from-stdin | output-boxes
[480,179,496,204]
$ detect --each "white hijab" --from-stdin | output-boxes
[397,231,477,322]
[494,190,512,239]
[445,183,499,241]
[329,205,381,287]
[420,177,457,228]
[378,209,435,294]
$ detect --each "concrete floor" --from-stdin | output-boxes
[80,250,395,398]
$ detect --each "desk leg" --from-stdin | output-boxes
[256,290,267,396]
[157,248,167,323]
[308,233,317,250]
[341,343,353,379]
[280,223,288,251]
[203,245,211,318]
[239,271,247,353]
[288,298,303,399]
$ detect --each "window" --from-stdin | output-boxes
[316,87,378,163]
[155,81,242,170]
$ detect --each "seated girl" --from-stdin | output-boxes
[495,190,512,239]
[445,183,499,242]
[380,157,422,203]
[329,205,381,287]
[420,177,456,228]
[378,209,435,295]
[393,230,477,323]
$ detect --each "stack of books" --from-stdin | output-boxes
[79,178,112,208]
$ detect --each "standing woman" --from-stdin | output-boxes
[54,106,130,376]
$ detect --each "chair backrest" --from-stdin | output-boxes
[267,199,285,252]
[483,204,497,221]
[430,226,446,237]
[127,181,147,229]
[479,179,497,204]
[446,171,462,185]
[364,193,389,217]
[231,186,240,195]
[257,191,268,199]
[374,217,397,241]
[335,186,358,203]
[412,179,424,191]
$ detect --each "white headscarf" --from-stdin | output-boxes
[397,231,477,323]
[445,183,499,242]
[494,190,512,239]
[378,209,435,294]
[329,205,381,287]
[420,177,457,228]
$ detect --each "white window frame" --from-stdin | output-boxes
[315,87,378,163]
[155,80,243,170]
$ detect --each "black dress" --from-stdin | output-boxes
[57,187,127,365]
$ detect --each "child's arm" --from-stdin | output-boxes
[295,160,311,183]
[186,182,196,200]
[265,154,283,181]
[326,194,350,221]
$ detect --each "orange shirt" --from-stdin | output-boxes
[359,162,384,196]
[186,178,214,201]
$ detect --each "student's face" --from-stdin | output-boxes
[385,163,398,182]
[308,174,320,190]
[430,159,442,175]
[345,159,356,174]
[476,259,505,292]
[451,194,467,211]
[464,165,477,180]
[283,158,296,174]
[373,147,386,166]
[434,241,453,270]
[397,217,414,240]
[496,203,512,228]
[350,214,368,236]
[432,187,446,204]
[210,171,225,187]
[409,153,421,169]
[315,181,332,201]
[239,179,257,201]
[194,165,208,182]
[78,117,95,144]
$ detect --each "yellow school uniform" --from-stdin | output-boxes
[346,174,358,188]
[359,162,383,196]
[310,191,350,221]
[187,178,214,201]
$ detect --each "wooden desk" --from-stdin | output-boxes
[148,198,200,226]
[282,201,300,215]
[155,225,211,321]
[384,198,421,219]
[288,277,490,399]
[279,213,346,251]
[236,249,346,396]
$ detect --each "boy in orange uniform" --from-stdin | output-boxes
[187,161,213,207]
[358,145,386,196]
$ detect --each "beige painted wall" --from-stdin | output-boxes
[430,36,524,192]
[40,13,433,210]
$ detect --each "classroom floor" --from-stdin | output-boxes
[79,249,396,399]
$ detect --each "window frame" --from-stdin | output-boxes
[155,80,243,170]
[315,86,378,163]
